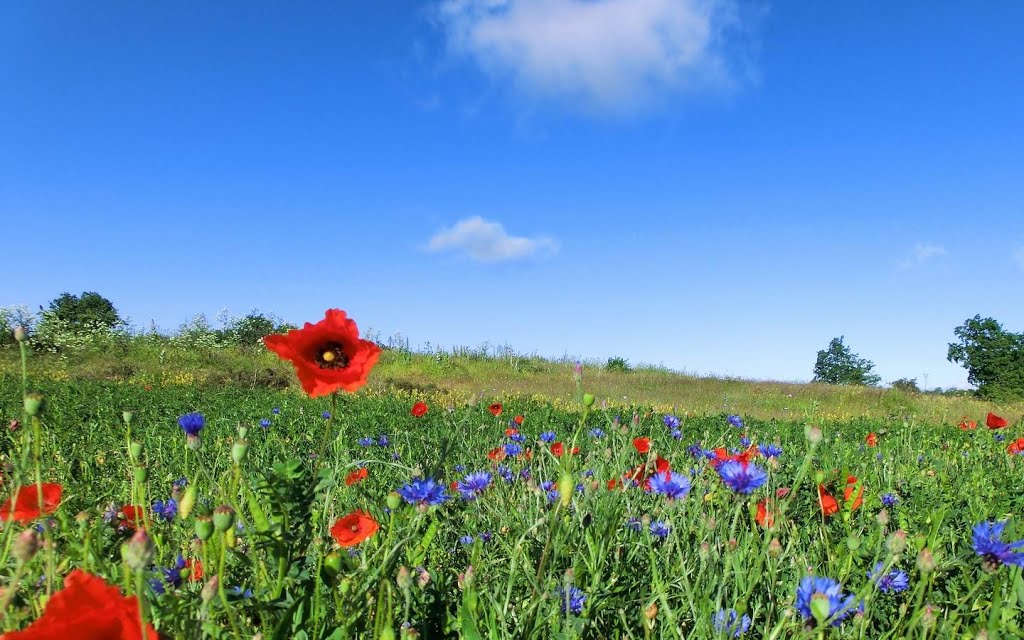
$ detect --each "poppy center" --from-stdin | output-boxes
[350,524,359,533]
[316,342,350,369]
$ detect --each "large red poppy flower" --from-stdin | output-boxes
[986,412,1009,429]
[3,569,157,639]
[263,309,382,398]
[755,499,775,528]
[1,483,62,524]
[330,510,379,548]
[488,403,503,417]
[633,438,651,454]
[513,415,524,425]
[345,468,368,486]
[819,477,863,518]
[1007,438,1024,455]
[411,402,428,418]
[551,442,579,458]
[843,476,864,510]
[117,505,145,531]
[487,447,506,462]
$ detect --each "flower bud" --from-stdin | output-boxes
[8,420,20,433]
[323,552,342,578]
[644,601,658,626]
[122,528,155,570]
[887,530,907,554]
[231,440,249,465]
[396,566,412,590]
[133,466,148,485]
[916,548,936,574]
[186,434,201,451]
[417,567,431,589]
[178,485,197,519]
[194,514,214,541]
[24,392,46,417]
[810,593,832,625]
[582,393,595,407]
[121,410,134,426]
[557,472,573,509]
[13,530,40,564]
[805,424,822,444]
[201,575,219,603]
[457,565,474,590]
[212,505,236,533]
[238,426,249,440]
[876,509,890,526]
[768,538,783,557]
[13,326,27,343]
[386,492,402,510]
[129,441,143,460]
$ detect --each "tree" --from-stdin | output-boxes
[947,315,1024,401]
[47,292,122,331]
[812,336,881,386]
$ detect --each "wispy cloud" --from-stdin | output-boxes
[435,0,753,115]
[426,216,558,262]
[1013,244,1024,270]
[899,243,948,269]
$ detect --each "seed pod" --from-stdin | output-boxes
[122,528,155,570]
[13,530,40,564]
[212,505,236,533]
[194,514,214,541]
[231,440,249,465]
[24,392,45,417]
[121,410,135,426]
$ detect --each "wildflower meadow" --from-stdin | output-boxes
[1,309,1023,639]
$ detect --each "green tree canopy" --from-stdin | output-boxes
[47,291,122,331]
[812,336,881,386]
[947,315,1024,401]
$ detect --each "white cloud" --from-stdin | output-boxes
[426,216,558,262]
[900,243,948,269]
[436,0,750,114]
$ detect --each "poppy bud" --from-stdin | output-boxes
[122,410,134,426]
[920,604,936,630]
[24,392,45,417]
[133,466,148,485]
[805,424,822,444]
[179,485,197,519]
[386,492,402,510]
[916,548,936,574]
[809,593,832,625]
[582,393,595,407]
[238,426,249,440]
[767,538,782,557]
[129,441,143,460]
[213,505,236,533]
[13,326,27,342]
[887,530,907,554]
[122,528,155,570]
[194,514,214,541]
[417,567,431,589]
[323,552,342,578]
[396,566,412,590]
[231,440,249,465]
[13,529,40,564]
[201,575,219,603]
[644,601,658,625]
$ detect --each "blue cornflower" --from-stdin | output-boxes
[717,460,768,494]
[397,478,450,507]
[589,428,605,438]
[540,480,555,491]
[649,521,671,539]
[994,433,1006,442]
[687,443,704,458]
[972,520,1024,570]
[868,562,910,593]
[540,431,556,443]
[759,443,782,458]
[454,464,466,473]
[712,608,752,637]
[358,437,375,447]
[172,477,188,490]
[881,493,899,508]
[671,429,682,440]
[663,414,680,429]
[727,415,744,429]
[504,443,523,457]
[459,535,475,545]
[703,449,718,460]
[178,413,205,437]
[556,586,586,615]
[457,471,492,500]
[348,548,362,557]
[626,517,641,532]
[795,576,860,627]
[546,489,560,504]
[377,435,389,447]
[739,436,751,448]
[479,531,492,542]
[102,502,121,524]
[509,432,525,443]
[149,578,166,595]
[272,407,280,414]
[322,411,331,419]
[496,465,514,482]
[648,470,691,500]
[231,586,254,599]
[391,451,401,460]
[152,498,178,522]
[259,418,271,429]
[519,467,532,480]
[584,469,594,478]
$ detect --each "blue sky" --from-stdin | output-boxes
[2,1,1022,389]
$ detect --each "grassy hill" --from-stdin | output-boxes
[2,338,1020,426]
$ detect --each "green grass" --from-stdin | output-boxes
[1,340,1023,637]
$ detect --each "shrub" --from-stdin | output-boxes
[891,378,921,393]
[606,356,631,373]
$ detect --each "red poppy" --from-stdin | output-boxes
[263,309,382,398]
[487,447,506,462]
[958,416,977,430]
[818,485,839,517]
[330,510,379,548]
[3,569,158,639]
[607,478,620,490]
[513,415,524,425]
[865,433,877,447]
[632,438,651,454]
[1,483,62,524]
[411,402,428,417]
[117,505,145,531]
[843,476,864,511]
[186,558,203,582]
[622,456,670,490]
[986,412,1009,429]
[488,403,503,417]
[345,467,368,486]
[524,448,533,461]
[143,385,153,392]
[1007,438,1024,455]
[755,499,775,528]
[551,442,564,457]
[505,427,519,437]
